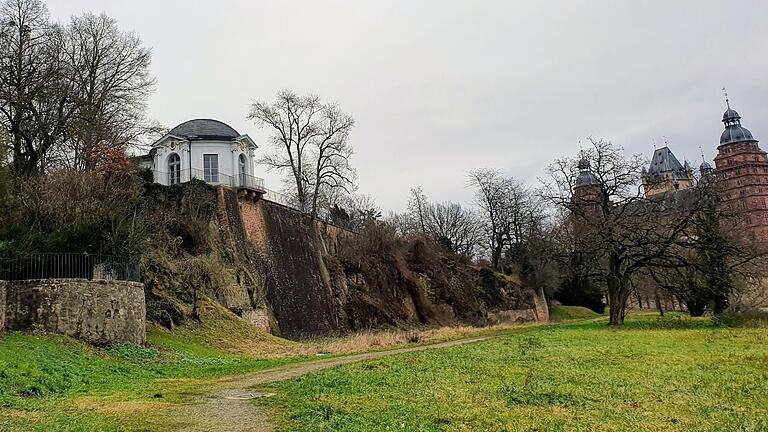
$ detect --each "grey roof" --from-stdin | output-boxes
[168,119,240,141]
[699,160,713,171]
[720,125,755,145]
[719,106,757,145]
[646,147,690,181]
[575,171,600,187]
[723,108,740,121]
[574,158,600,188]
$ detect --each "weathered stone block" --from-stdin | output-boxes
[3,279,145,345]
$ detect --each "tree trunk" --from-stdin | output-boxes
[607,280,625,326]
[686,300,706,317]
[608,298,625,326]
[607,255,626,326]
[654,292,664,317]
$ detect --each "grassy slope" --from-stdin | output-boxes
[258,315,768,432]
[0,300,536,431]
[549,305,600,321]
[0,303,313,432]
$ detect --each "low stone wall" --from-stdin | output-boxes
[2,279,145,345]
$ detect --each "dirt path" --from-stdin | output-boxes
[175,335,496,432]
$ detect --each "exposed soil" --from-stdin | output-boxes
[174,335,495,432]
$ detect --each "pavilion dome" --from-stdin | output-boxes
[169,119,240,141]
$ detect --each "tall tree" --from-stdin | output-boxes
[0,1,156,174]
[62,12,156,170]
[468,169,538,269]
[407,186,428,234]
[544,138,702,326]
[0,0,65,174]
[249,89,356,217]
[424,201,482,256]
[467,169,511,268]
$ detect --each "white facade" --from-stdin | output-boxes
[145,119,263,191]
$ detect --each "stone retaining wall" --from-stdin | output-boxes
[1,279,145,345]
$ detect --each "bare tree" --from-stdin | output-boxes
[407,186,428,234]
[467,169,538,269]
[0,0,66,174]
[467,169,509,268]
[329,193,381,231]
[543,138,703,326]
[308,104,355,218]
[0,1,156,174]
[248,89,356,218]
[61,12,156,171]
[424,201,482,256]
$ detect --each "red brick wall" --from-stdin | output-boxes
[714,141,768,243]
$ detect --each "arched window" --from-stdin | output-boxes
[168,153,181,185]
[238,154,247,185]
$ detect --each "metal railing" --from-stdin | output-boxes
[0,253,141,282]
[154,168,265,192]
[152,169,356,232]
[263,188,301,209]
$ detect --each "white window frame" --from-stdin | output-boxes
[168,153,181,185]
[203,154,219,183]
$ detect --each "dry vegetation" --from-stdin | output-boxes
[152,299,537,360]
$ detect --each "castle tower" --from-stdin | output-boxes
[713,96,768,243]
[572,157,602,218]
[642,146,695,197]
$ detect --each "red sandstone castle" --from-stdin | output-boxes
[713,101,768,242]
[638,96,768,243]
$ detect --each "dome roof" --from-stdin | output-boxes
[722,108,740,121]
[575,171,599,188]
[169,119,240,141]
[720,125,755,145]
[699,160,713,171]
[575,157,599,188]
[719,101,758,145]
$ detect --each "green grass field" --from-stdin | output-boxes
[257,315,768,432]
[1,311,766,431]
[0,304,314,432]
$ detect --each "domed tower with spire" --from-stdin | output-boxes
[572,156,603,219]
[712,92,768,243]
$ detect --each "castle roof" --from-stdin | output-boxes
[646,147,690,181]
[574,158,600,188]
[720,103,757,145]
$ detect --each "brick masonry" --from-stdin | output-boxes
[1,279,145,345]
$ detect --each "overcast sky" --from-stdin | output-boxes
[48,0,768,212]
